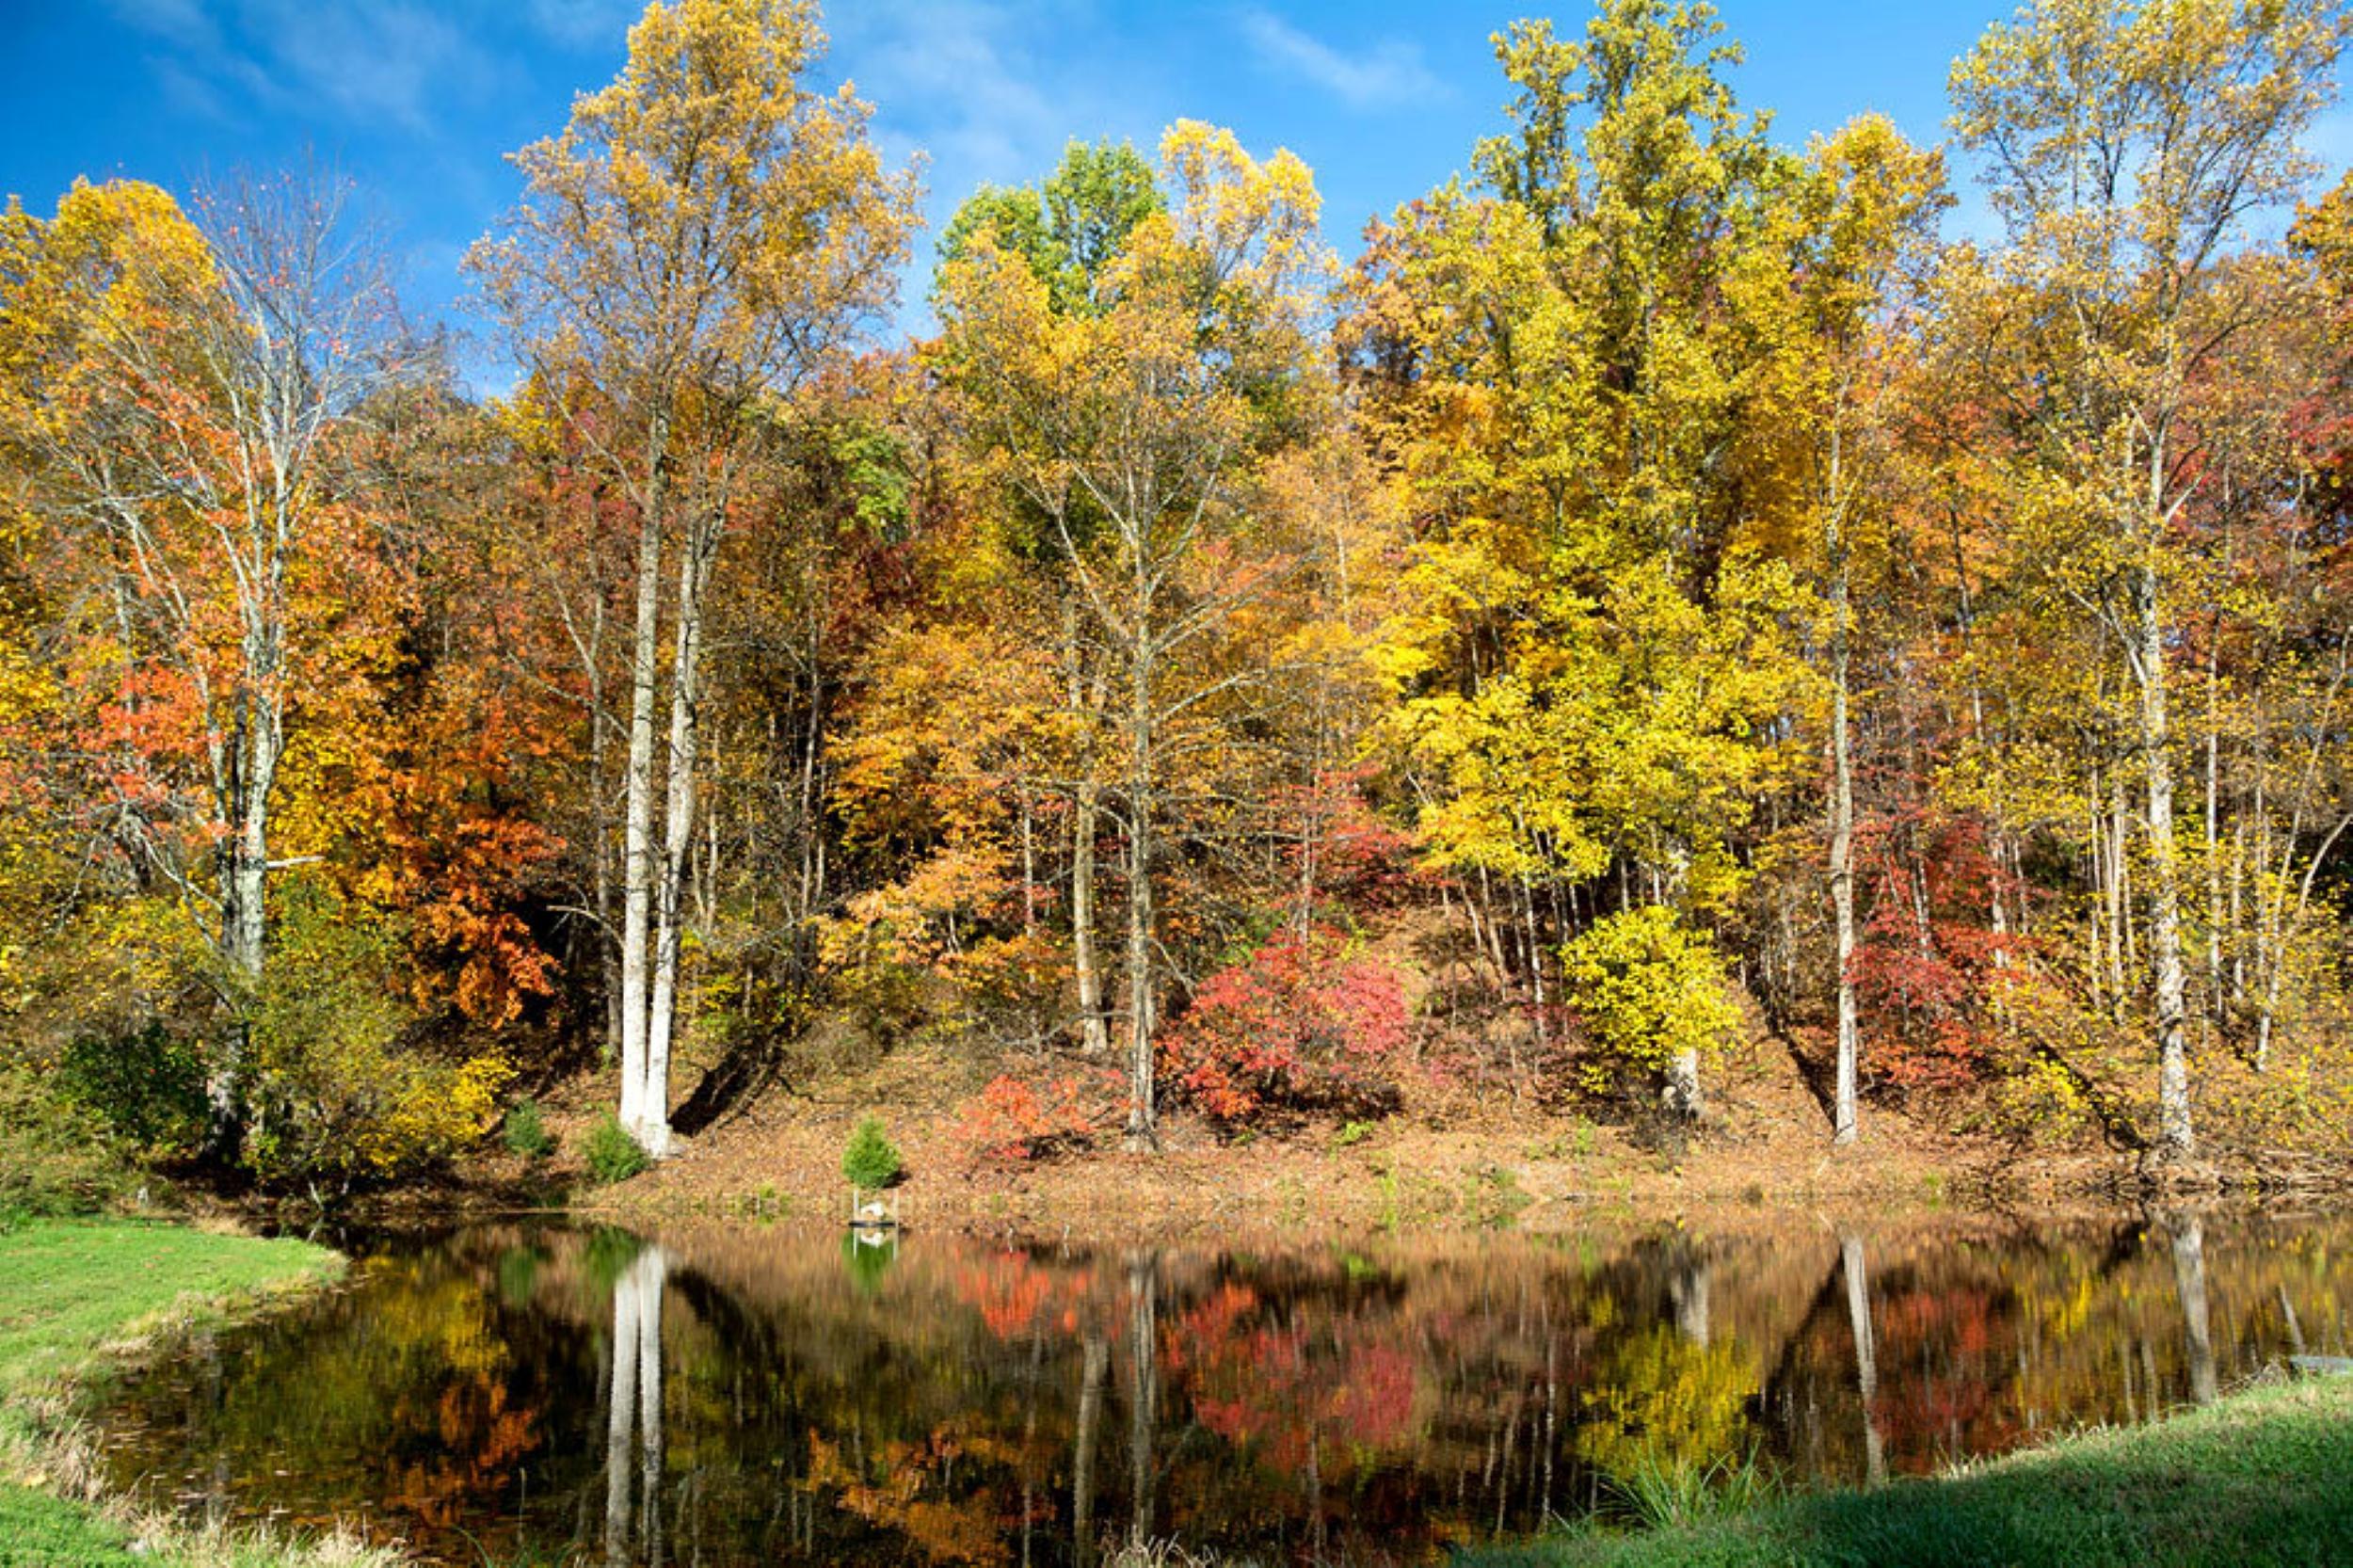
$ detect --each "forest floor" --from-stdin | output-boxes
[0,1220,383,1568]
[1459,1368,2353,1567]
[486,1011,2218,1246]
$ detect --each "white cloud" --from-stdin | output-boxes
[1238,9,1440,110]
[108,0,495,133]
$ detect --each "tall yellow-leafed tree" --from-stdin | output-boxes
[469,0,917,1156]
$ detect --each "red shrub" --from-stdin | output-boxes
[1159,926,1411,1128]
[953,1071,1112,1165]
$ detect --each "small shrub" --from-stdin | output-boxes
[841,1114,903,1191]
[955,1073,1111,1165]
[585,1112,650,1185]
[1560,905,1740,1090]
[504,1098,557,1160]
[1159,925,1410,1128]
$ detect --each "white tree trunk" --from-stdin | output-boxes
[1842,1233,1885,1486]
[2137,571,2195,1160]
[1830,558,1861,1146]
[1072,780,1110,1056]
[2168,1217,2217,1406]
[618,503,664,1140]
[644,529,712,1161]
[1123,651,1156,1150]
[603,1243,667,1564]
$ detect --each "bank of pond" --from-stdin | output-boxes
[2,1210,2349,1566]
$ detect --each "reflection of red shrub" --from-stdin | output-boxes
[953,1072,1113,1165]
[1176,1284,1417,1468]
[1159,926,1411,1127]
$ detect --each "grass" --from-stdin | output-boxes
[1461,1373,2353,1568]
[0,1219,388,1567]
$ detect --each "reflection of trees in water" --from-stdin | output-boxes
[2166,1214,2217,1407]
[1841,1233,1884,1487]
[604,1243,667,1567]
[88,1216,2353,1566]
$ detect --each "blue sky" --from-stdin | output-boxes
[1,1,2339,390]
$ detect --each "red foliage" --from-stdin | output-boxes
[1159,925,1411,1127]
[1274,766,1423,914]
[1168,1281,1418,1468]
[952,1070,1116,1165]
[1849,804,2021,1089]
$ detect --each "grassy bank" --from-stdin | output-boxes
[0,1220,385,1568]
[1464,1373,2353,1568]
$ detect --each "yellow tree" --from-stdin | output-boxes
[935,121,1333,1146]
[1348,1,1817,1115]
[469,0,917,1155]
[1737,117,1949,1143]
[1949,0,2352,1160]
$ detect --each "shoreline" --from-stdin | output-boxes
[1457,1368,2353,1566]
[0,1220,383,1568]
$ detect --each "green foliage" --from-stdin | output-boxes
[502,1098,556,1161]
[0,1069,136,1229]
[56,1022,208,1160]
[1561,907,1742,1086]
[841,1113,903,1191]
[1602,1448,1782,1532]
[937,137,1164,313]
[584,1112,650,1186]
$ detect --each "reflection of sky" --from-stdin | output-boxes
[0,1,2177,396]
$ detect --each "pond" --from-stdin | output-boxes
[89,1208,2353,1566]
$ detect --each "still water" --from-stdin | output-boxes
[89,1210,2353,1565]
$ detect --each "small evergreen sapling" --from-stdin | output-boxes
[841,1114,903,1192]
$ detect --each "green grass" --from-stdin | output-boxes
[1462,1374,2353,1568]
[0,1220,376,1567]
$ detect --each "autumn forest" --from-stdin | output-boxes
[7,0,2353,1210]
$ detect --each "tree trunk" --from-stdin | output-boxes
[1841,1233,1885,1486]
[2167,1216,2217,1406]
[1123,645,1157,1150]
[618,496,664,1138]
[645,526,712,1160]
[2136,570,2195,1160]
[1830,550,1861,1146]
[1073,780,1110,1055]
[1072,1333,1109,1568]
[208,681,280,1159]
[1125,1252,1159,1547]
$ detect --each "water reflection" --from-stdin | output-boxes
[88,1211,2353,1566]
[604,1242,666,1567]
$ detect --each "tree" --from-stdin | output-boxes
[1349,0,1815,1116]
[1949,0,2352,1160]
[936,139,1168,1060]
[469,0,917,1156]
[0,173,420,1156]
[936,121,1333,1146]
[1739,118,1949,1143]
